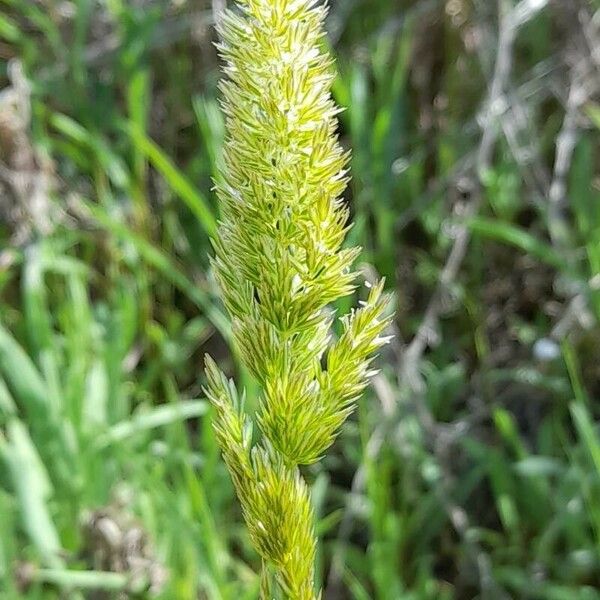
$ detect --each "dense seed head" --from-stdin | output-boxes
[205,0,392,597]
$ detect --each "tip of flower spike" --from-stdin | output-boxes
[358,278,387,308]
[204,353,218,374]
[204,354,230,401]
[378,335,394,346]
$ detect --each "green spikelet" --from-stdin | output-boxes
[204,0,392,596]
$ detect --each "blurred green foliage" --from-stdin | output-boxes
[0,0,599,598]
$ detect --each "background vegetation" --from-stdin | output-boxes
[0,0,599,598]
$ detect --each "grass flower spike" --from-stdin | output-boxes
[204,0,392,597]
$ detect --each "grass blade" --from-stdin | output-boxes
[0,420,63,568]
[126,123,218,236]
[96,399,209,448]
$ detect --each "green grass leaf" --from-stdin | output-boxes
[126,123,218,237]
[95,399,209,448]
[467,216,568,271]
[0,420,63,568]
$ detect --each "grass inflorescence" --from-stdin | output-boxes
[204,1,391,597]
